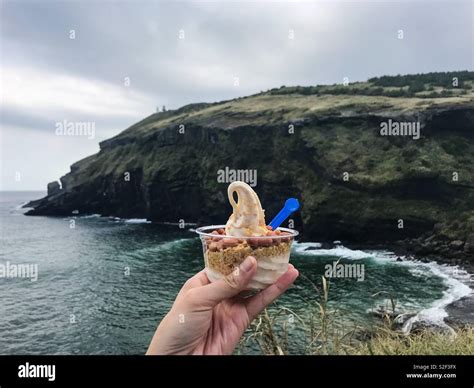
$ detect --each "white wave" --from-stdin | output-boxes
[293,241,371,260]
[97,215,146,223]
[363,251,473,329]
[291,241,322,251]
[402,263,472,332]
[80,214,101,219]
[292,241,473,329]
[125,238,195,258]
[158,238,196,250]
[15,201,29,210]
[365,251,472,329]
[408,267,431,278]
[124,218,151,224]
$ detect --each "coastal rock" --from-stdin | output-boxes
[369,308,418,331]
[47,181,61,196]
[464,235,474,253]
[445,295,474,327]
[449,240,464,250]
[424,234,436,243]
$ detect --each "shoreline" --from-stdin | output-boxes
[295,239,473,331]
[351,241,474,274]
[349,242,474,330]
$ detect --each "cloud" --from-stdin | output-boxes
[1,124,102,191]
[0,0,472,190]
[1,66,156,121]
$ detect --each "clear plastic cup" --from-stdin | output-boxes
[196,225,299,290]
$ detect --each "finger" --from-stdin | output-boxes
[245,265,299,321]
[189,256,257,308]
[177,270,210,298]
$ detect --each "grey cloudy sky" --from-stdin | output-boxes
[1,0,472,190]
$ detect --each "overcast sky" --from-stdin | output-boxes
[1,0,472,190]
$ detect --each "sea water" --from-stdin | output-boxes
[0,191,471,354]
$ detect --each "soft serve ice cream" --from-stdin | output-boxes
[197,181,298,290]
[225,181,268,237]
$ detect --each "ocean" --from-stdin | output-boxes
[0,191,472,354]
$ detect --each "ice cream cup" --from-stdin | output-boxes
[196,225,299,290]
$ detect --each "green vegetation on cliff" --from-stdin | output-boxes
[268,70,474,98]
[26,71,474,261]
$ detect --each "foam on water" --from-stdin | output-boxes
[293,241,370,260]
[402,263,472,332]
[80,214,101,219]
[124,238,195,259]
[15,202,29,210]
[124,218,151,224]
[159,221,197,226]
[292,241,473,329]
[157,238,195,250]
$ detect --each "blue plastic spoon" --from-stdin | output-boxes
[269,198,300,230]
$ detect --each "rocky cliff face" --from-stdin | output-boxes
[25,76,474,261]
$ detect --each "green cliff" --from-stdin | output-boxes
[26,71,474,261]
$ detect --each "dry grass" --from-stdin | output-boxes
[237,276,474,356]
[351,327,474,355]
